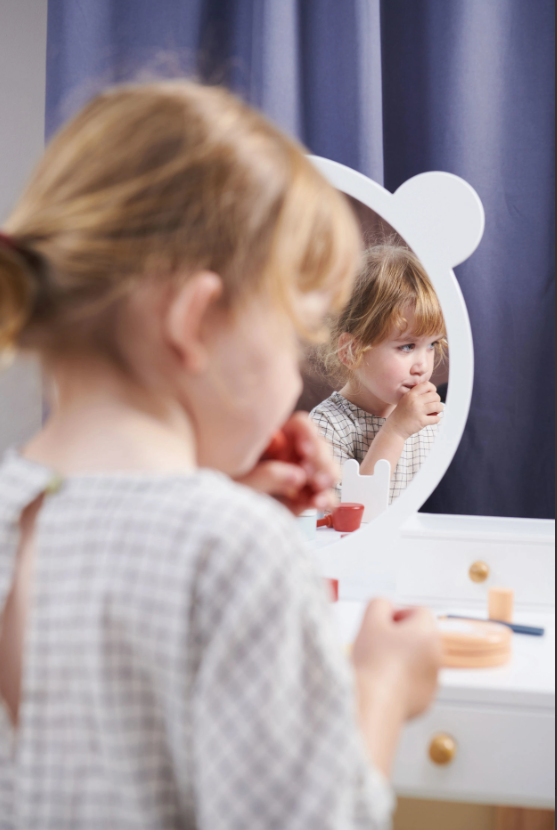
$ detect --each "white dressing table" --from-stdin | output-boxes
[313,516,556,809]
[333,599,555,808]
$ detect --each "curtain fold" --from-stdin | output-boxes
[46,0,555,519]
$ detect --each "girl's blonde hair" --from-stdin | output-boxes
[0,81,360,357]
[324,245,447,384]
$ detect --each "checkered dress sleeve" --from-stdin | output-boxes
[190,502,394,830]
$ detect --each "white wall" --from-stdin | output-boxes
[0,0,48,454]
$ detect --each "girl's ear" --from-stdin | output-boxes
[165,272,223,372]
[338,332,357,368]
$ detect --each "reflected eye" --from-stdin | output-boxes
[399,343,415,352]
[428,341,439,350]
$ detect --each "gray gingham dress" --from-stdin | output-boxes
[0,452,393,830]
[310,392,440,502]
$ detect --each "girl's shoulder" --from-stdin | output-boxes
[310,390,352,421]
[0,454,315,648]
[0,451,302,570]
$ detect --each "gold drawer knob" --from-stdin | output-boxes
[429,734,458,766]
[469,561,490,583]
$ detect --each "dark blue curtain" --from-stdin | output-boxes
[380,1,555,519]
[46,0,384,179]
[46,0,555,519]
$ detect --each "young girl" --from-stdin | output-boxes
[311,246,446,502]
[0,82,440,829]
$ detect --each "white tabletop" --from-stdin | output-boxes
[333,600,555,710]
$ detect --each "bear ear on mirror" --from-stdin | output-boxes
[393,172,485,269]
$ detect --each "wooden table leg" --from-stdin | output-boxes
[496,808,555,830]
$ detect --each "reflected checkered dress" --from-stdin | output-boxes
[310,392,440,502]
[0,452,393,829]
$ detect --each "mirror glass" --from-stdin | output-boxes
[298,195,448,523]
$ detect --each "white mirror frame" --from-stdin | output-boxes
[310,157,485,592]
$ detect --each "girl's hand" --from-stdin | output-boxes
[235,412,339,516]
[386,382,442,441]
[352,599,442,775]
[353,599,441,720]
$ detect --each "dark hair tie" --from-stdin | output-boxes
[0,231,52,315]
[0,231,17,250]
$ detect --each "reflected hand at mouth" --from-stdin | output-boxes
[386,382,443,443]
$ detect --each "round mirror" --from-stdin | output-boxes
[308,158,485,591]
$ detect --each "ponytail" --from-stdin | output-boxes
[0,234,37,351]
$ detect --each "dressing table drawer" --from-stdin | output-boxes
[393,702,555,808]
[396,514,555,609]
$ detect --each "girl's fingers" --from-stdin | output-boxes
[283,413,319,475]
[314,469,336,490]
[357,598,395,636]
[282,412,339,491]
[312,488,338,512]
[282,411,316,454]
[419,393,441,406]
[308,439,339,479]
[412,381,437,396]
[237,460,307,497]
[241,414,337,511]
[285,412,330,465]
[279,485,337,516]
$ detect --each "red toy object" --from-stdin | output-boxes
[260,429,315,502]
[317,503,365,533]
[261,430,292,463]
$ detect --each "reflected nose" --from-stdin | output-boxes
[411,352,428,375]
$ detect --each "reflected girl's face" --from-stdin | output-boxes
[354,311,443,409]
